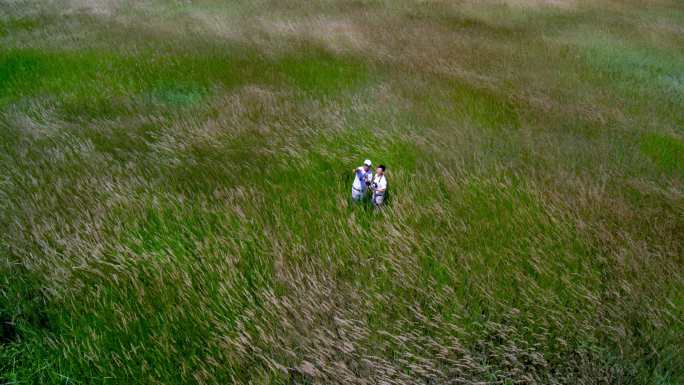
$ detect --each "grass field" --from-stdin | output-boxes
[1,1,683,384]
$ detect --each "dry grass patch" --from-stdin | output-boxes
[256,16,369,54]
[486,0,578,9]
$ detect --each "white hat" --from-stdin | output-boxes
[364,159,372,166]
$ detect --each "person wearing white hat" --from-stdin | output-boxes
[351,159,373,201]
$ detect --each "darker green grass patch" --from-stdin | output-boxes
[0,48,243,118]
[0,50,45,99]
[640,132,684,177]
[0,46,376,121]
[0,17,41,37]
[275,48,372,95]
[452,83,521,130]
[400,77,521,131]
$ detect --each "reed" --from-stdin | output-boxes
[1,1,682,384]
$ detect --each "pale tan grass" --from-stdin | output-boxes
[475,0,578,9]
[256,15,369,54]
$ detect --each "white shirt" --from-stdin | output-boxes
[372,174,387,193]
[353,167,372,191]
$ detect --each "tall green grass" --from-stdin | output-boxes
[1,1,682,384]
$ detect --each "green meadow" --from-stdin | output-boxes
[0,1,682,384]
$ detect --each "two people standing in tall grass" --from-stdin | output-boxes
[351,159,387,208]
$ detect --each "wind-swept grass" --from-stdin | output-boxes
[1,1,682,384]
